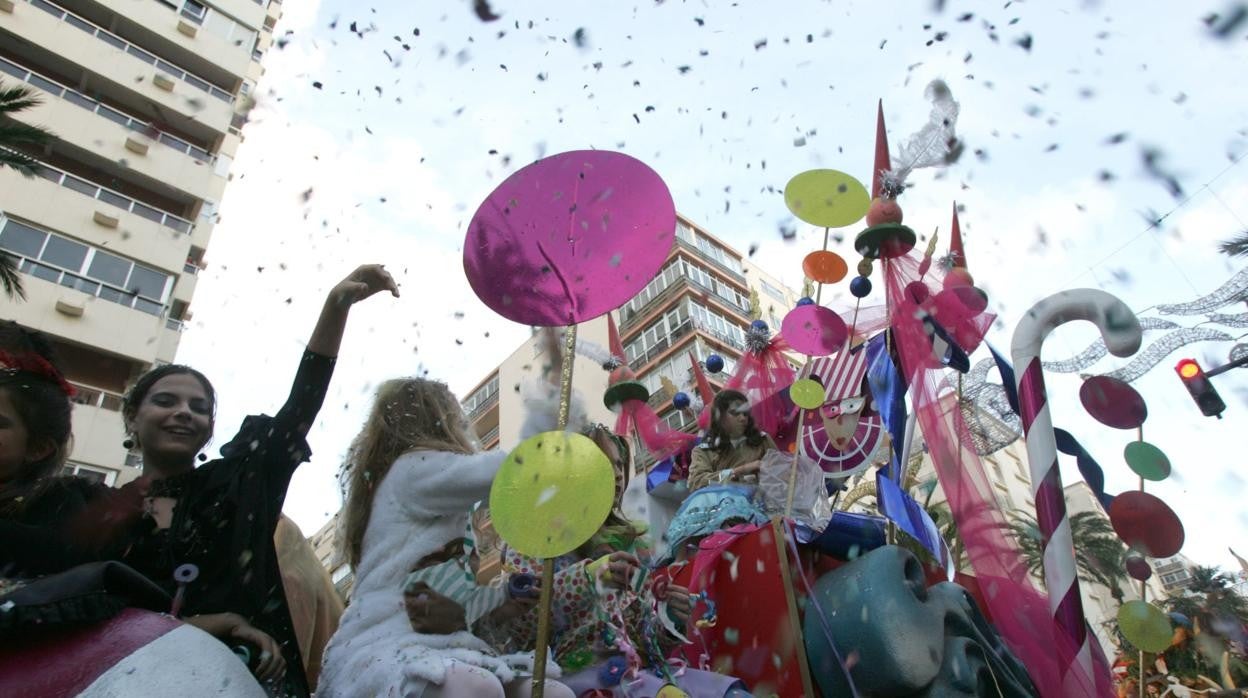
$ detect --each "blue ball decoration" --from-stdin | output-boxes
[599,656,627,687]
[849,276,872,298]
[796,297,815,306]
[672,391,691,409]
[751,319,769,333]
[705,354,725,374]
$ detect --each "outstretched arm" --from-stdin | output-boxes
[306,264,399,358]
[274,265,400,439]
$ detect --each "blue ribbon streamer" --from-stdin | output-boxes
[875,469,949,567]
[866,332,908,482]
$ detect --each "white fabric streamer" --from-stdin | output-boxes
[883,79,961,193]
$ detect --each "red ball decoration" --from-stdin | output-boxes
[865,197,904,227]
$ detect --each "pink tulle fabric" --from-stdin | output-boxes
[882,249,1114,698]
[724,336,799,452]
[615,399,697,462]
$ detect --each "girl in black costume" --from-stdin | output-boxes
[0,264,397,696]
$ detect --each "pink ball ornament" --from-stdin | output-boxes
[865,197,903,227]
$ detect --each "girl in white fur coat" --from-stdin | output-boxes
[318,372,579,698]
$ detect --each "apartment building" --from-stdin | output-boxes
[0,0,282,485]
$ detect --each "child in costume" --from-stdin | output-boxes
[319,370,578,698]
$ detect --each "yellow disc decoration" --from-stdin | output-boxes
[656,686,691,698]
[790,378,827,410]
[488,431,616,558]
[784,169,871,228]
[1117,600,1173,653]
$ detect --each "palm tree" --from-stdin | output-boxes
[1,80,57,301]
[1007,510,1129,601]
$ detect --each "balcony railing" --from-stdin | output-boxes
[632,320,695,369]
[8,251,168,316]
[23,0,234,103]
[620,274,751,332]
[68,381,124,411]
[0,57,216,164]
[674,237,746,284]
[465,390,499,420]
[34,162,194,234]
[478,425,500,447]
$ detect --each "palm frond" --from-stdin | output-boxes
[0,83,41,115]
[1,252,26,301]
[0,122,54,147]
[1218,230,1248,259]
[0,147,40,178]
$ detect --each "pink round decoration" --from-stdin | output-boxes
[463,150,677,326]
[1110,491,1185,559]
[781,305,849,357]
[1125,555,1152,582]
[1079,376,1148,430]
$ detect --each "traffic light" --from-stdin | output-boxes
[1175,358,1226,418]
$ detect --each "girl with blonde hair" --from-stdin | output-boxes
[320,334,580,698]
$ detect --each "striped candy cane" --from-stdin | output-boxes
[1011,289,1141,695]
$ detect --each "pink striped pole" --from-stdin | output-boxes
[1011,289,1141,695]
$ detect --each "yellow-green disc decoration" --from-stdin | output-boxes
[1117,600,1173,653]
[784,169,871,228]
[790,378,827,410]
[489,432,615,558]
[1124,441,1171,482]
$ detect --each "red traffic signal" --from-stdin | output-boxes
[1175,358,1226,418]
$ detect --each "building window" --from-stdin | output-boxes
[62,462,118,486]
[462,374,500,415]
[331,564,351,584]
[180,0,207,24]
[0,218,172,315]
[759,280,786,303]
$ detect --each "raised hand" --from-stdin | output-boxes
[329,264,400,307]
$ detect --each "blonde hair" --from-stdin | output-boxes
[338,378,477,568]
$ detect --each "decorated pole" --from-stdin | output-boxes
[529,325,579,698]
[1011,289,1142,692]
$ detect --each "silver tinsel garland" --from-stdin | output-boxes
[1042,318,1180,373]
[1156,267,1248,316]
[1098,328,1235,383]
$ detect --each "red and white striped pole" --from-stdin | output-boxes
[1011,289,1141,695]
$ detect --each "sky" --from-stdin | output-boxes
[175,0,1248,571]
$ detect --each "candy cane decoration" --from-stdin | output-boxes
[1011,289,1141,694]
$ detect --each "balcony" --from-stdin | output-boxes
[69,381,125,412]
[674,237,746,285]
[0,56,215,165]
[632,320,695,369]
[478,424,500,448]
[19,0,234,102]
[33,162,193,234]
[67,390,128,471]
[620,274,751,332]
[466,390,499,420]
[2,0,236,133]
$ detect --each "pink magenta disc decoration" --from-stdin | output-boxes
[1109,491,1185,559]
[781,305,849,357]
[463,150,676,326]
[1079,375,1148,430]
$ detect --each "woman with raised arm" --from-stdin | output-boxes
[0,265,397,697]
